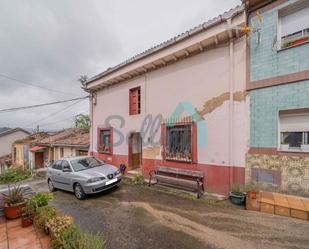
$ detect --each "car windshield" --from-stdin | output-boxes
[70,157,104,172]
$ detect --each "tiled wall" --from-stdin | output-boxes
[250,0,309,82]
[250,80,309,148]
[246,153,309,197]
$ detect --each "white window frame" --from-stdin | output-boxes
[277,1,309,50]
[278,110,309,152]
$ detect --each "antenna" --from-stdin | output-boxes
[226,11,263,45]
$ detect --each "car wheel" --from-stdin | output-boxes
[74,183,86,200]
[48,179,56,192]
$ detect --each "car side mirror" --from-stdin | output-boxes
[63,168,71,172]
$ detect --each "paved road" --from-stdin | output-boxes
[29,180,309,249]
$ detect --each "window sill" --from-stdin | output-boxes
[279,148,309,153]
[164,158,193,163]
[277,40,309,52]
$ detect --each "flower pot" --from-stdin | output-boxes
[280,144,289,151]
[21,215,33,228]
[229,192,245,205]
[3,202,26,219]
[301,144,309,152]
[247,191,258,199]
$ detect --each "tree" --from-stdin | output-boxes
[74,114,90,129]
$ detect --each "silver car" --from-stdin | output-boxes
[47,156,122,199]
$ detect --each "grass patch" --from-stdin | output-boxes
[0,168,31,184]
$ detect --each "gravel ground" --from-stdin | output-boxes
[17,179,309,249]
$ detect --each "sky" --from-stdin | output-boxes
[0,0,240,131]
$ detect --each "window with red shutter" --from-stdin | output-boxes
[129,87,141,115]
[97,128,113,154]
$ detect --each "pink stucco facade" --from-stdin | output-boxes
[85,7,249,194]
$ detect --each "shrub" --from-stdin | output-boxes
[132,172,143,185]
[53,224,106,249]
[46,215,74,239]
[34,206,59,233]
[245,182,259,192]
[1,184,25,205]
[32,192,53,207]
[0,168,31,184]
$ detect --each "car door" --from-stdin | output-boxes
[50,160,63,189]
[58,160,73,191]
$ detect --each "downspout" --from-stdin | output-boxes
[227,19,234,190]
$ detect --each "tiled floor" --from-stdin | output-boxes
[0,216,50,249]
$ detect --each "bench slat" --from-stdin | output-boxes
[156,166,203,178]
[156,175,198,190]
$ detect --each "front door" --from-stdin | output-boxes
[128,132,142,170]
[35,152,44,168]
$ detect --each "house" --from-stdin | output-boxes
[0,128,30,158]
[245,0,309,196]
[12,132,50,169]
[83,6,249,195]
[30,128,89,169]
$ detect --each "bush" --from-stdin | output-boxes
[132,172,143,185]
[32,192,53,207]
[53,224,106,249]
[46,215,74,239]
[34,206,59,233]
[0,168,31,184]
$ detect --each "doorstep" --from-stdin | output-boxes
[0,217,50,249]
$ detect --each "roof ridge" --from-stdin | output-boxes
[86,4,244,84]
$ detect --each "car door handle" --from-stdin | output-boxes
[57,173,61,175]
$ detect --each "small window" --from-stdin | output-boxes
[98,128,112,154]
[162,120,197,162]
[279,109,309,152]
[129,87,141,115]
[278,4,309,49]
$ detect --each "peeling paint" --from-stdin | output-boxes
[198,91,248,116]
[143,146,161,159]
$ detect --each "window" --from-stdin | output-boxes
[52,160,63,170]
[278,3,309,49]
[61,160,71,171]
[98,128,113,154]
[279,109,309,152]
[60,148,64,158]
[129,87,141,115]
[162,121,197,162]
[71,157,104,172]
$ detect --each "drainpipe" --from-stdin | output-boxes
[228,19,234,190]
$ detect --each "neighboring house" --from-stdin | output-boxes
[30,129,89,169]
[83,6,249,195]
[12,132,50,169]
[0,128,30,158]
[245,0,309,196]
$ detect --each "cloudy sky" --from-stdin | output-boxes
[0,0,240,131]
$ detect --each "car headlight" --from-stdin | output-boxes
[87,177,105,183]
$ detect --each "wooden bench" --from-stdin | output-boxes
[148,166,204,198]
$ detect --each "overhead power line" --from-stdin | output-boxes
[0,73,80,96]
[0,96,89,114]
[25,98,87,127]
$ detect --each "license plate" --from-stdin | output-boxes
[106,178,117,185]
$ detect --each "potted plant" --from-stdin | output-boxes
[301,144,309,152]
[245,182,259,199]
[21,199,36,227]
[2,184,26,219]
[229,184,245,205]
[280,141,289,151]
